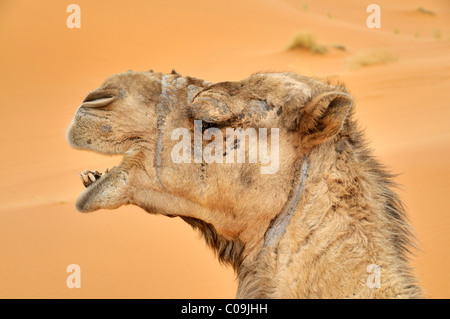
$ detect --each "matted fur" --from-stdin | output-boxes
[67,70,423,298]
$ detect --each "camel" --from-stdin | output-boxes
[67,70,423,298]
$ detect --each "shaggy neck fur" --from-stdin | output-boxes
[232,118,422,298]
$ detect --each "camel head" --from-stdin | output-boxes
[67,70,353,264]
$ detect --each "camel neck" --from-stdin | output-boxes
[237,139,422,298]
[263,157,310,248]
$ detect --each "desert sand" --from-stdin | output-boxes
[0,0,449,298]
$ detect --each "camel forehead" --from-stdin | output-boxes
[101,70,157,88]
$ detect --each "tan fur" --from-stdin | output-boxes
[67,70,423,298]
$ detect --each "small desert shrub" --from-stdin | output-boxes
[302,3,309,12]
[286,31,328,54]
[333,44,347,51]
[348,48,397,69]
[417,6,435,15]
[434,29,441,39]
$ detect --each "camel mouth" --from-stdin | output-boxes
[74,147,129,213]
[79,167,114,188]
[77,155,122,190]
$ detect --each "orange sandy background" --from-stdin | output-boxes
[0,0,449,298]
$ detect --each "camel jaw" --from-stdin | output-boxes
[75,152,123,204]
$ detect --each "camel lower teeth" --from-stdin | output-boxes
[79,168,110,188]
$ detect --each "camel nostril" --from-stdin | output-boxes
[87,139,92,144]
[81,96,117,108]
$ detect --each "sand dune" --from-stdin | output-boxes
[0,0,449,298]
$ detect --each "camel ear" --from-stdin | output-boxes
[300,92,353,147]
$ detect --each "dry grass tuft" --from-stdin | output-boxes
[286,31,328,55]
[348,48,397,69]
[333,44,347,51]
[433,29,441,39]
[417,6,435,15]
